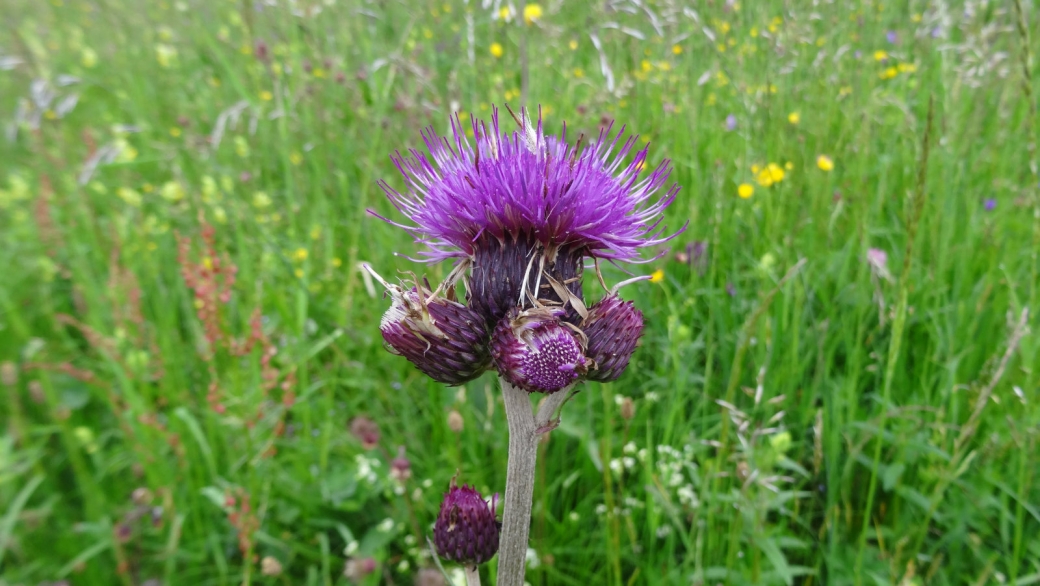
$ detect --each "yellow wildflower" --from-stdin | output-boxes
[879,67,898,80]
[649,269,665,283]
[523,3,542,24]
[81,47,98,68]
[817,155,834,171]
[490,42,503,58]
[767,163,785,182]
[750,26,759,38]
[569,40,578,50]
[252,191,272,208]
[155,44,177,68]
[117,187,142,207]
[873,50,888,62]
[292,248,308,262]
[290,152,303,165]
[897,63,916,73]
[672,44,682,55]
[788,112,800,125]
[738,183,754,199]
[641,59,652,72]
[169,127,182,137]
[259,90,273,101]
[573,67,584,78]
[160,181,184,203]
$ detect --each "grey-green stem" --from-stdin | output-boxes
[496,378,574,586]
[464,566,481,586]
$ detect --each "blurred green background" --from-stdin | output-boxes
[1,0,1039,584]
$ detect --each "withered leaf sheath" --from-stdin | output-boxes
[380,285,491,385]
[433,483,500,566]
[583,294,644,383]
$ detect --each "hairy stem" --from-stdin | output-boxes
[465,565,481,586]
[496,378,573,586]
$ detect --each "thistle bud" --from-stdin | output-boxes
[390,447,412,482]
[490,308,589,394]
[433,480,500,566]
[378,281,491,386]
[350,416,380,449]
[583,295,644,382]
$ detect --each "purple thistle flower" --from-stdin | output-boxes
[433,480,500,566]
[372,106,683,389]
[583,295,644,382]
[378,106,682,266]
[490,307,589,394]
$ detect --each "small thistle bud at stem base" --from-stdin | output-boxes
[433,480,500,567]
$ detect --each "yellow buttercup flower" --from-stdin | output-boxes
[490,42,503,58]
[523,3,542,24]
[672,44,682,55]
[787,112,800,125]
[649,269,665,283]
[817,155,834,171]
[738,183,754,199]
[292,248,308,262]
[569,39,578,50]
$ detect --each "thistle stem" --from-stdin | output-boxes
[497,378,573,586]
[464,566,481,586]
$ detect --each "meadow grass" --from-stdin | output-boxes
[1,0,1039,584]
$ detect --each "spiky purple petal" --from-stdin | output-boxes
[377,107,684,265]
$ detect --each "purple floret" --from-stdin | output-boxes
[377,106,684,265]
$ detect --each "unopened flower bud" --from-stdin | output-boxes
[376,276,491,385]
[414,567,446,586]
[583,295,644,382]
[390,447,412,482]
[619,396,635,420]
[490,308,588,394]
[350,416,380,449]
[131,487,153,505]
[344,557,377,582]
[261,556,283,576]
[433,479,500,566]
[254,40,269,61]
[447,409,464,433]
[0,361,16,386]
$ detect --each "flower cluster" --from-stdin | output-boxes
[371,107,682,394]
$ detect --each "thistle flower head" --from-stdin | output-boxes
[433,479,500,566]
[378,106,682,266]
[490,307,589,394]
[583,295,644,382]
[371,266,491,385]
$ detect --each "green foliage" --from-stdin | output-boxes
[1,0,1038,584]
